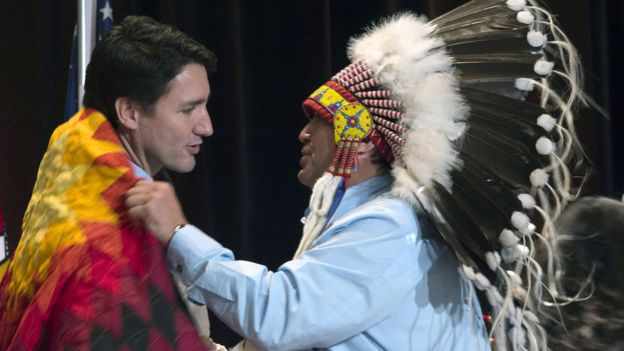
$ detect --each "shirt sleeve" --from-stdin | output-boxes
[167,225,234,304]
[167,204,428,350]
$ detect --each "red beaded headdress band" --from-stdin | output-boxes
[302,60,407,179]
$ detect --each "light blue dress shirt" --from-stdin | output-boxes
[130,162,152,181]
[167,175,490,350]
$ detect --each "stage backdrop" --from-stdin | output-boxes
[0,0,621,345]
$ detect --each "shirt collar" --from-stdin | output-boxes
[131,162,153,181]
[327,174,393,224]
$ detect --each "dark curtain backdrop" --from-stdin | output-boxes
[0,0,622,345]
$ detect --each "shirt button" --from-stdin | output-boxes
[176,264,183,273]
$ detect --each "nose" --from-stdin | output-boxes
[194,105,214,137]
[299,121,311,143]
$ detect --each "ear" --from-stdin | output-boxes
[355,140,377,167]
[357,140,376,155]
[115,97,139,130]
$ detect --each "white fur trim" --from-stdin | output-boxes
[515,78,534,91]
[499,229,519,247]
[530,169,549,187]
[517,193,536,209]
[295,173,342,258]
[527,30,546,47]
[534,59,555,75]
[506,0,526,11]
[535,137,554,155]
[517,10,535,24]
[537,114,556,132]
[511,211,530,229]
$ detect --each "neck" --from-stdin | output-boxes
[118,132,156,176]
[348,163,388,187]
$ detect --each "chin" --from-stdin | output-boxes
[297,170,314,189]
[168,160,196,174]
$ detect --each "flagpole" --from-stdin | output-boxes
[77,0,96,106]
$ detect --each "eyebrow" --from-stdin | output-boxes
[181,98,208,107]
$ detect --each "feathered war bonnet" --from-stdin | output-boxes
[297,0,588,349]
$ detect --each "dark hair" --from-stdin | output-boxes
[363,136,391,171]
[83,16,217,127]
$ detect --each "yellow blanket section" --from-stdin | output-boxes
[5,109,132,307]
[0,260,8,281]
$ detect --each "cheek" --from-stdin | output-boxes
[319,141,335,168]
[156,122,187,146]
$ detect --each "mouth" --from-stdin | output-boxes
[299,154,308,166]
[187,144,201,155]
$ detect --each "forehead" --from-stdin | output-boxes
[160,63,210,102]
[310,115,334,137]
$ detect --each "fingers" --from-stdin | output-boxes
[124,180,188,245]
[125,192,149,209]
[125,181,157,227]
[126,203,146,224]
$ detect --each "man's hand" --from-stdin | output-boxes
[125,180,188,245]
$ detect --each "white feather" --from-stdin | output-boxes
[511,211,530,229]
[501,246,518,263]
[485,251,500,271]
[506,270,523,286]
[462,264,476,281]
[506,0,527,11]
[530,169,549,187]
[527,31,546,47]
[536,114,556,132]
[535,137,554,155]
[517,11,535,24]
[515,78,535,91]
[474,273,492,290]
[499,229,519,247]
[517,193,536,209]
[516,244,530,258]
[534,59,555,75]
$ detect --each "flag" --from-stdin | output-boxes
[64,0,114,119]
[0,205,8,280]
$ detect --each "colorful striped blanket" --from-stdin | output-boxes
[0,109,207,350]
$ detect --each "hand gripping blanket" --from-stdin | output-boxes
[0,109,208,350]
